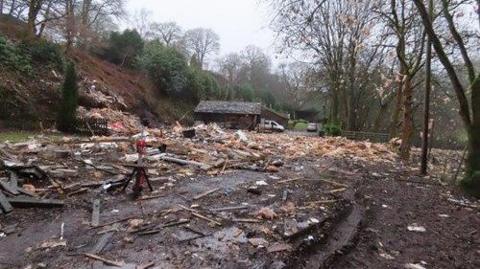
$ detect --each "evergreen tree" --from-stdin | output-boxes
[57,61,78,133]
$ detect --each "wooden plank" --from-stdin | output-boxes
[0,180,19,195]
[6,196,63,208]
[177,204,222,226]
[193,188,220,200]
[91,199,101,227]
[8,171,18,190]
[210,205,249,212]
[84,253,123,267]
[91,232,114,254]
[0,191,13,213]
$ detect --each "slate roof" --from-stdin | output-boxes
[195,101,262,115]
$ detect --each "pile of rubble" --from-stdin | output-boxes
[77,107,143,134]
[0,124,399,215]
[0,125,406,268]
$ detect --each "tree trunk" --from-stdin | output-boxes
[65,0,76,51]
[400,75,413,160]
[421,0,434,175]
[27,0,43,36]
[465,125,480,195]
[464,78,480,195]
[389,72,404,137]
[0,0,4,14]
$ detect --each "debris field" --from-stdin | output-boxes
[0,124,479,269]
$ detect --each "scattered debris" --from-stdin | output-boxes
[407,224,427,233]
[256,207,277,220]
[84,253,124,267]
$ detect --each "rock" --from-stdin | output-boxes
[248,238,269,247]
[256,207,277,220]
[269,261,286,269]
[255,180,268,186]
[235,130,249,143]
[271,160,284,167]
[280,202,296,215]
[247,186,262,195]
[407,224,426,233]
[267,243,292,253]
[23,184,36,193]
[266,166,279,173]
[247,142,260,150]
[127,219,144,231]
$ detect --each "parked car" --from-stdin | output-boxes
[259,120,285,132]
[307,122,318,132]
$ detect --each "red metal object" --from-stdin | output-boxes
[136,139,147,155]
[122,136,153,197]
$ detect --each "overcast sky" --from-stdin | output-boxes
[126,0,277,59]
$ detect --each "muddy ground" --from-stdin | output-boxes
[0,132,479,269]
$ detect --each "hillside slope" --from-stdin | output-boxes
[0,16,189,132]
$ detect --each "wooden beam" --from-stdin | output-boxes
[91,199,101,227]
[6,196,64,208]
[0,191,13,213]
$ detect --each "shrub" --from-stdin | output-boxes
[0,35,32,73]
[187,68,222,102]
[103,29,144,67]
[324,123,342,136]
[57,62,79,133]
[235,84,255,101]
[20,39,63,69]
[139,41,189,97]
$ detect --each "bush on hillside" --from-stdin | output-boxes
[258,89,276,107]
[0,34,32,73]
[20,39,63,69]
[138,41,189,97]
[57,62,79,133]
[187,68,223,102]
[324,122,342,136]
[235,84,255,101]
[103,29,144,67]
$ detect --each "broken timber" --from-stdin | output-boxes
[6,196,64,208]
[84,253,124,267]
[0,191,13,213]
[92,199,101,227]
[193,188,220,200]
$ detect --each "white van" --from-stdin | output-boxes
[259,120,285,132]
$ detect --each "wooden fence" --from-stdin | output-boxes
[342,131,390,143]
[75,118,109,136]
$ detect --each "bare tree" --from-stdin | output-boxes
[78,0,125,46]
[217,53,243,85]
[376,0,426,159]
[131,8,152,39]
[149,21,182,46]
[413,0,480,195]
[183,28,220,69]
[269,0,388,130]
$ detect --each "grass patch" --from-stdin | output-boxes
[294,122,309,131]
[0,131,64,143]
[0,131,39,143]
